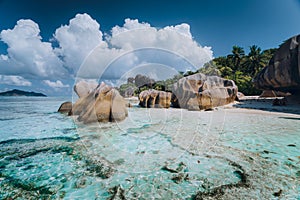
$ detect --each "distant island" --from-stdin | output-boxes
[0,89,47,97]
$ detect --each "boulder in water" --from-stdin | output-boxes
[58,101,72,113]
[71,82,128,123]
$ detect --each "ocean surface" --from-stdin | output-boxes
[0,97,299,199]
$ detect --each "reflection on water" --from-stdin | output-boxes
[0,97,299,199]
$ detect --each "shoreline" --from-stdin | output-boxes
[232,96,300,115]
[125,96,300,116]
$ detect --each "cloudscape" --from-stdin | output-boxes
[0,14,212,95]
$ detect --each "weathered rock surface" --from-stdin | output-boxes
[57,101,72,113]
[139,89,172,108]
[253,34,300,93]
[171,73,238,110]
[74,80,98,98]
[259,90,291,98]
[71,82,128,123]
[135,74,155,88]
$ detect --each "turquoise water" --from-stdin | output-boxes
[0,97,299,199]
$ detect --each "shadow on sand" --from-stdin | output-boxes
[233,97,300,115]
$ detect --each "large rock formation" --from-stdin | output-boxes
[74,80,98,98]
[139,90,172,108]
[253,34,300,94]
[134,74,155,88]
[58,101,72,113]
[69,82,128,123]
[171,73,238,110]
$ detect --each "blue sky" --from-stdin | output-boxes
[0,0,300,96]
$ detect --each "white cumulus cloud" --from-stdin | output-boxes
[53,13,105,73]
[0,19,66,78]
[0,75,32,86]
[43,80,69,88]
[0,14,214,90]
[78,18,213,82]
[109,18,212,67]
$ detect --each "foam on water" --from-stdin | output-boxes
[0,97,299,199]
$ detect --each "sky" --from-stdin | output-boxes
[0,0,300,96]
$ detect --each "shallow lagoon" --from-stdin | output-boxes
[0,97,299,199]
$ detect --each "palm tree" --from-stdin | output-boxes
[213,56,228,67]
[227,45,245,71]
[243,45,266,76]
[262,48,277,63]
